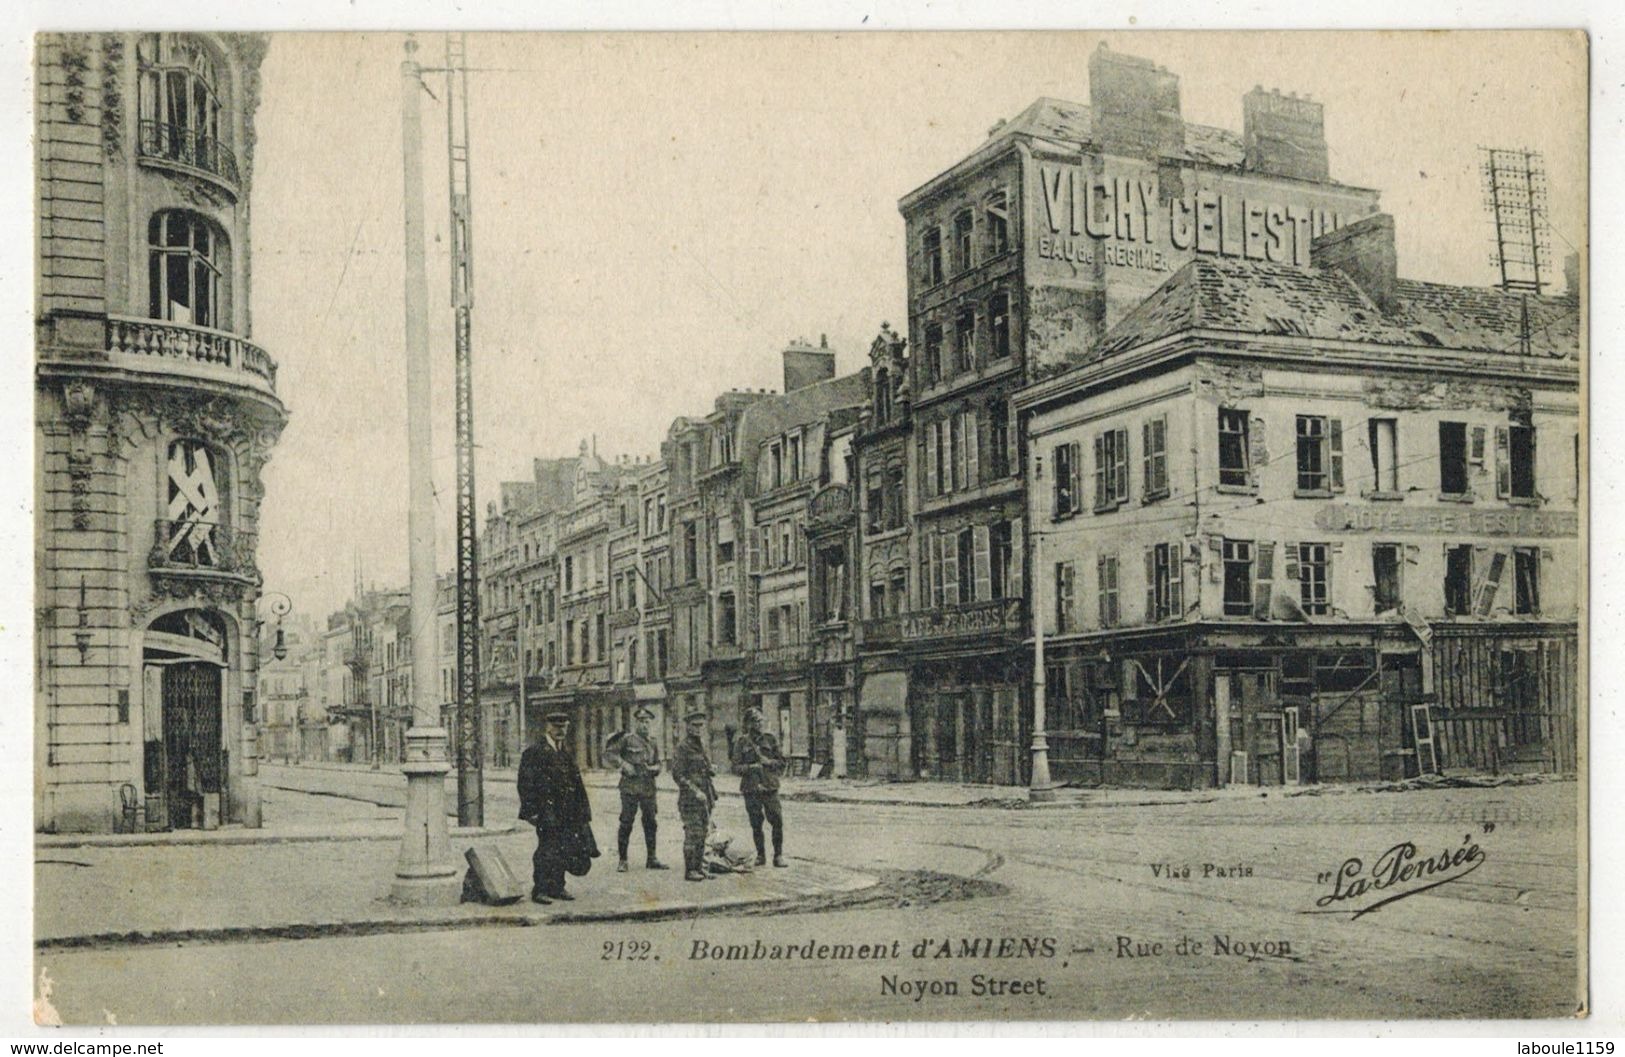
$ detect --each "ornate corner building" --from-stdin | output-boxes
[36,32,285,833]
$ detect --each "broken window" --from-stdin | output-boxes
[922,227,943,287]
[1218,409,1251,488]
[1444,544,1473,615]
[923,324,944,386]
[1222,539,1254,617]
[136,35,227,178]
[1369,418,1399,493]
[957,528,976,603]
[987,399,1011,479]
[1054,561,1075,633]
[989,293,1011,359]
[718,592,737,645]
[1514,547,1540,615]
[1500,425,1537,500]
[1439,422,1469,496]
[865,471,883,531]
[164,439,224,566]
[1053,442,1080,518]
[148,211,224,328]
[1296,415,1343,494]
[955,306,976,372]
[1296,542,1331,615]
[953,209,974,273]
[990,520,1012,600]
[1372,543,1402,614]
[985,192,1010,257]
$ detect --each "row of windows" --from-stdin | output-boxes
[1050,539,1544,632]
[1052,409,1550,520]
[755,517,807,572]
[920,294,1013,387]
[919,521,1016,609]
[641,492,668,537]
[919,191,1012,287]
[922,401,1013,500]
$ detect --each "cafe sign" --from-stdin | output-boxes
[1313,505,1578,538]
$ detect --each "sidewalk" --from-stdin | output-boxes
[35,807,877,950]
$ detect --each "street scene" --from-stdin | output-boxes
[31,31,1586,1025]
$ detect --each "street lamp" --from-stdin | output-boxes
[263,591,292,662]
[1028,448,1055,803]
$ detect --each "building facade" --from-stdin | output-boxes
[36,32,286,832]
[1014,214,1581,788]
[860,43,1385,785]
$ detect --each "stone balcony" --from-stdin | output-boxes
[103,315,278,397]
[147,517,261,596]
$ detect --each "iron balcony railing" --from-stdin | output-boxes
[107,315,278,392]
[138,119,241,188]
[149,518,258,577]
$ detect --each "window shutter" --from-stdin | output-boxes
[1009,516,1024,591]
[1142,420,1155,497]
[974,524,991,602]
[1070,443,1083,514]
[1476,548,1507,615]
[1093,433,1107,510]
[1144,547,1157,622]
[1208,536,1224,583]
[1168,539,1184,617]
[1329,419,1345,492]
[1470,426,1488,465]
[1254,541,1275,619]
[965,409,980,489]
[796,526,806,568]
[1495,426,1511,498]
[943,532,959,606]
[1284,541,1300,581]
[924,422,939,498]
[1248,416,1267,487]
[1115,428,1130,504]
[748,525,760,573]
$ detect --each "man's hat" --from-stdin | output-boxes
[743,705,764,721]
[683,709,708,723]
[545,710,570,723]
[633,705,656,721]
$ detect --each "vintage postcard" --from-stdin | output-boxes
[28,30,1587,1026]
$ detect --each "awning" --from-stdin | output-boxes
[858,671,908,716]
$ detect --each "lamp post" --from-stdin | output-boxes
[1028,448,1055,803]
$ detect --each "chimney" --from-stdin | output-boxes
[1088,44,1185,160]
[1243,86,1330,182]
[1313,213,1399,314]
[782,336,835,392]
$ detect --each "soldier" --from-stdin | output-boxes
[671,708,716,882]
[517,710,592,903]
[730,705,787,867]
[611,706,668,872]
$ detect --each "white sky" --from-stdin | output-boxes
[239,31,1587,617]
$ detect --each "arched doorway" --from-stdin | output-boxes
[142,609,228,830]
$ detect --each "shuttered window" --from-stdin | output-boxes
[1142,415,1169,501]
[1055,562,1075,633]
[1222,539,1254,616]
[1096,554,1120,628]
[1094,427,1130,511]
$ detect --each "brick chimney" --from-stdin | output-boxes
[783,334,836,392]
[1313,213,1399,314]
[1088,44,1185,159]
[1243,86,1330,182]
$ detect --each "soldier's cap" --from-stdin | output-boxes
[683,709,708,723]
[633,705,656,721]
[743,706,764,721]
[544,710,570,723]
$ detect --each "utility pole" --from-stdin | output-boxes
[445,32,484,827]
[391,35,460,905]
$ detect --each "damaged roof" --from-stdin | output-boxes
[1003,97,1247,169]
[736,371,869,493]
[1094,255,1581,361]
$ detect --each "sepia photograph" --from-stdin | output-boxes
[26,27,1589,1027]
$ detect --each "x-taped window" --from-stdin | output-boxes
[1129,657,1191,724]
[166,439,225,566]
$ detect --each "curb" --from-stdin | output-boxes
[35,865,883,952]
[36,820,523,850]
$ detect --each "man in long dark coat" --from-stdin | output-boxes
[517,710,591,903]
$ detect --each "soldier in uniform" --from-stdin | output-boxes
[612,705,668,872]
[517,710,591,903]
[730,705,787,867]
[671,708,716,882]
